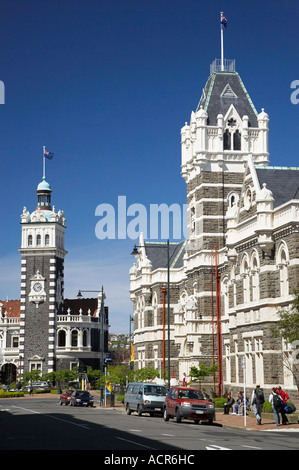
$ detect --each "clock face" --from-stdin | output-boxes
[33,282,43,292]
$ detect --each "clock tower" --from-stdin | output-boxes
[19,176,67,375]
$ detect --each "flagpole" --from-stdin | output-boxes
[42,146,46,180]
[220,12,224,71]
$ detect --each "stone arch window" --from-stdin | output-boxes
[36,234,41,246]
[251,251,260,301]
[152,292,158,326]
[45,234,50,245]
[241,254,250,303]
[233,129,241,150]
[223,129,231,150]
[83,329,88,347]
[28,234,33,246]
[277,243,289,297]
[71,329,78,347]
[223,118,241,151]
[58,329,66,347]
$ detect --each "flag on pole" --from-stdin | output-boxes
[220,14,227,28]
[44,148,54,160]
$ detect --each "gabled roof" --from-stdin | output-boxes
[144,240,186,271]
[0,300,21,317]
[197,72,258,127]
[255,166,299,208]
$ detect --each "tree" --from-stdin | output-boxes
[274,289,299,344]
[273,289,299,396]
[189,363,219,388]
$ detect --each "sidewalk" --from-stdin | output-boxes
[104,401,299,432]
[214,412,299,432]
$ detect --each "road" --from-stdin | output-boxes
[1,398,299,454]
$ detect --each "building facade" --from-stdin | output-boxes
[0,176,109,384]
[129,59,299,397]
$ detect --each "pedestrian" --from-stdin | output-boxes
[277,386,289,425]
[182,373,187,386]
[29,383,33,396]
[232,391,243,414]
[223,393,235,414]
[269,387,282,426]
[251,384,265,425]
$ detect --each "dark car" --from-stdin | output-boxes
[163,386,215,424]
[59,389,75,406]
[70,390,94,407]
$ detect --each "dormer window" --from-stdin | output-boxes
[223,120,241,151]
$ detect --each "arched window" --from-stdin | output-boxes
[83,330,88,347]
[233,130,241,150]
[241,255,250,304]
[71,330,78,347]
[58,330,66,347]
[223,129,231,150]
[251,253,260,301]
[278,244,289,297]
[45,234,50,245]
[28,235,33,246]
[36,234,41,246]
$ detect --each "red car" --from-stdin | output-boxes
[59,389,75,406]
[163,386,215,424]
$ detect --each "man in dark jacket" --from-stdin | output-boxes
[251,384,265,425]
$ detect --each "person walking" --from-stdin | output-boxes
[269,387,282,426]
[277,386,289,425]
[251,384,265,425]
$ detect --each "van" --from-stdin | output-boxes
[124,382,167,416]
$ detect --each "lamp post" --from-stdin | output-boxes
[77,287,106,372]
[129,314,134,370]
[131,239,171,388]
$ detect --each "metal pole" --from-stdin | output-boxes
[220,12,224,71]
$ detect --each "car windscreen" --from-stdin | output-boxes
[143,386,167,396]
[178,389,206,400]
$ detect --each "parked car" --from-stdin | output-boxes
[59,389,75,405]
[163,386,215,424]
[70,390,94,407]
[124,382,167,416]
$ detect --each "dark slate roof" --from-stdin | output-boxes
[144,240,186,271]
[64,298,98,316]
[197,72,258,127]
[255,166,299,208]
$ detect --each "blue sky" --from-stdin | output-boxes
[0,0,299,333]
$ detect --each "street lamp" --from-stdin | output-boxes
[131,240,171,388]
[76,287,106,372]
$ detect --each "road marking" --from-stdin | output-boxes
[115,436,156,450]
[162,433,175,437]
[10,405,90,429]
[206,444,231,450]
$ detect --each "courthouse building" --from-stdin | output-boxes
[129,58,299,397]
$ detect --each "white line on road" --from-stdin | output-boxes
[10,405,90,429]
[115,436,156,450]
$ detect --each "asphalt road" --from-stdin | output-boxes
[1,398,299,455]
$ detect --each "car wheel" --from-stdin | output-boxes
[194,420,199,424]
[137,405,143,416]
[175,408,181,423]
[163,407,169,422]
[126,403,131,415]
